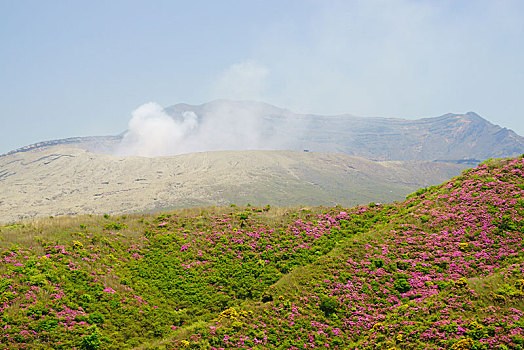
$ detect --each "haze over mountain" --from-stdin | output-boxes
[4,100,523,162]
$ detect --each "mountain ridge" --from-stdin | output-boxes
[2,100,523,162]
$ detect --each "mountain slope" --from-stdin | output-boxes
[0,156,523,349]
[0,146,466,223]
[164,100,524,161]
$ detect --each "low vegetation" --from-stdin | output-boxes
[1,156,523,349]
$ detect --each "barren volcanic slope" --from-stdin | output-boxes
[0,146,466,223]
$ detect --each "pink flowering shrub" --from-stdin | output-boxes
[0,156,523,349]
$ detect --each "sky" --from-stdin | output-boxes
[1,0,524,154]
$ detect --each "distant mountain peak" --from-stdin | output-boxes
[462,111,489,123]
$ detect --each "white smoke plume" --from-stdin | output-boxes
[114,99,296,157]
[115,102,198,157]
[115,60,303,157]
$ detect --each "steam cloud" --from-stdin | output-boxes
[115,60,302,157]
[115,100,296,157]
[115,103,198,157]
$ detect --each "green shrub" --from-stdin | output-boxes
[394,278,411,293]
[372,258,384,269]
[88,311,105,325]
[319,295,338,316]
[261,291,273,302]
[103,222,127,230]
[80,327,102,350]
[396,261,409,270]
[35,318,58,332]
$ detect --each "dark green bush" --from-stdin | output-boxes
[103,222,127,230]
[394,278,411,293]
[80,332,102,350]
[88,311,105,325]
[319,295,338,316]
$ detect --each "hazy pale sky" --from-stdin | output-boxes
[1,0,523,154]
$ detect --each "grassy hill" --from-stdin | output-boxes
[0,156,523,349]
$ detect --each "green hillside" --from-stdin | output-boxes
[1,156,523,349]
